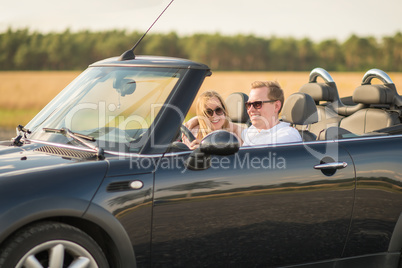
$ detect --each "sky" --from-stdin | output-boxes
[1,0,402,42]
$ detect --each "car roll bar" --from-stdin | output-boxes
[362,69,394,85]
[308,68,335,84]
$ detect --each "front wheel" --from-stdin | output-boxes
[0,221,109,268]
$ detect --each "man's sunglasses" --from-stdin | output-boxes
[205,107,225,117]
[245,100,276,110]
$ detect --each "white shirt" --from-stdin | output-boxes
[242,122,302,146]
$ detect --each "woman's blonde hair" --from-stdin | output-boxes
[196,91,229,140]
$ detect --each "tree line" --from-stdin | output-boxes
[1,28,401,71]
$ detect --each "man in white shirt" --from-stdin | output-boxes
[242,81,302,146]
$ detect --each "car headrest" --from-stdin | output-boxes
[281,93,318,125]
[300,68,367,116]
[225,92,249,124]
[353,84,396,105]
[353,68,402,107]
[299,82,339,103]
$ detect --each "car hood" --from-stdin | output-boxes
[0,142,110,226]
[0,142,103,176]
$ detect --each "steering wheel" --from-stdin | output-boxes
[180,125,195,142]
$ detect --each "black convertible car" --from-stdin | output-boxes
[0,53,402,268]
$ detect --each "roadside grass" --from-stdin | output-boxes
[0,108,39,129]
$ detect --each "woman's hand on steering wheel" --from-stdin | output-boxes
[180,125,195,142]
[181,125,202,150]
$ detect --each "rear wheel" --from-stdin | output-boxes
[0,221,109,268]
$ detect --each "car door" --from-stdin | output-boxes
[89,156,158,267]
[151,140,356,267]
[338,135,402,260]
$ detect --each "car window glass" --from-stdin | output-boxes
[27,66,181,153]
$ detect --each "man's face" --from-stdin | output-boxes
[247,87,281,130]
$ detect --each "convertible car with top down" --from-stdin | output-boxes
[0,50,402,268]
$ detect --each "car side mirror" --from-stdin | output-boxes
[186,130,240,170]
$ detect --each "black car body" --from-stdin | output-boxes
[0,54,402,268]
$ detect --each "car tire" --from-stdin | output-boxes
[0,221,109,268]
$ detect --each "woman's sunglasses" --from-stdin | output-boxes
[205,107,225,117]
[245,100,276,110]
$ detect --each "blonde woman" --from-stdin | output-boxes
[183,90,244,150]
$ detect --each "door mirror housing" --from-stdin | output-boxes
[186,130,240,170]
[199,130,240,155]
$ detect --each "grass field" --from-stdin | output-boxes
[1,70,402,140]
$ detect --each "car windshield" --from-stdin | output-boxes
[27,66,182,153]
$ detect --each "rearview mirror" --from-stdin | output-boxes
[114,78,136,96]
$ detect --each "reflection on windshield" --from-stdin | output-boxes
[27,67,181,153]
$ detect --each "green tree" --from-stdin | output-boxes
[143,32,184,58]
[343,35,378,71]
[0,28,30,70]
[1,28,401,71]
[233,35,269,70]
[297,38,317,71]
[269,37,299,71]
[381,32,402,71]
[316,39,343,71]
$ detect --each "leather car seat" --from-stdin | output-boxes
[321,69,402,139]
[281,92,319,141]
[339,82,401,135]
[225,92,250,128]
[299,68,365,137]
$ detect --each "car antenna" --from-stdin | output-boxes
[118,0,175,61]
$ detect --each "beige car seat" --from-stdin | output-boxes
[338,69,401,135]
[281,92,318,141]
[299,68,365,138]
[225,92,250,128]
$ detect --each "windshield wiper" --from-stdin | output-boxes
[43,127,104,159]
[44,127,95,141]
[12,125,31,146]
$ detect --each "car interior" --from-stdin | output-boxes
[224,68,402,142]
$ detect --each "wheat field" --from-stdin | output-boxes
[1,70,402,140]
[201,71,402,100]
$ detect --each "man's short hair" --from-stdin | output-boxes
[251,81,284,113]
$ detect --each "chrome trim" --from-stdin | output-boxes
[161,140,326,156]
[115,134,402,156]
[27,139,163,158]
[28,133,402,158]
[362,68,394,85]
[105,151,163,158]
[130,180,144,190]
[163,151,192,157]
[239,139,335,151]
[334,133,402,143]
[309,68,335,83]
[314,162,347,170]
[238,133,402,151]
[27,139,97,153]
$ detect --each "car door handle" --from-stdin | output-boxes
[314,162,348,170]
